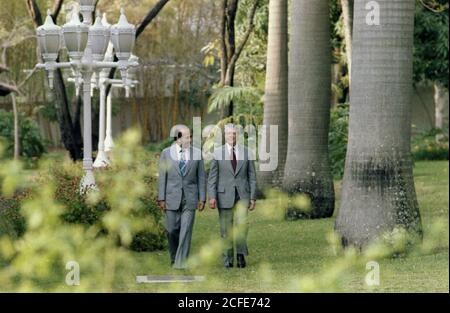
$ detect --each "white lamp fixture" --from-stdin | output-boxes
[111,8,136,85]
[62,6,89,62]
[78,0,98,24]
[36,10,62,89]
[89,11,110,62]
[35,5,139,191]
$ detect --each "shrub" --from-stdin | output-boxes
[0,192,27,239]
[411,128,449,161]
[0,153,167,253]
[48,163,109,225]
[0,109,46,166]
[39,159,166,252]
[328,103,349,179]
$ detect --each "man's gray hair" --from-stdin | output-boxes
[224,123,239,133]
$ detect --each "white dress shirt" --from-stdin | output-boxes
[176,143,190,162]
[226,143,239,160]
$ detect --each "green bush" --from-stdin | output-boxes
[412,128,449,161]
[0,159,166,252]
[0,109,46,166]
[328,103,349,179]
[48,164,109,225]
[0,193,26,239]
[45,162,166,252]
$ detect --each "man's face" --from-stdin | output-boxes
[225,129,237,146]
[179,128,191,149]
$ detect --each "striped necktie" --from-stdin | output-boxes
[179,149,187,175]
[231,146,237,172]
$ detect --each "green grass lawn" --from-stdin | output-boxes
[1,161,447,292]
[112,161,449,293]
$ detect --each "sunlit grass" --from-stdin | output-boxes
[1,132,448,294]
[112,161,449,292]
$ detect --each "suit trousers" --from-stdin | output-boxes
[164,192,196,269]
[218,188,249,264]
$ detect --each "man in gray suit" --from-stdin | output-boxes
[208,124,257,268]
[158,125,206,269]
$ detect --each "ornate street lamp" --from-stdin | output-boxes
[79,0,98,24]
[94,58,139,168]
[36,10,62,89]
[35,2,139,191]
[111,8,136,86]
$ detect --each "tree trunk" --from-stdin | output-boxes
[12,93,19,159]
[52,66,83,160]
[335,0,422,248]
[219,0,260,118]
[282,0,335,219]
[257,0,288,192]
[341,0,354,84]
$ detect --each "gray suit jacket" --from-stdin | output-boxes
[158,144,206,211]
[208,145,257,209]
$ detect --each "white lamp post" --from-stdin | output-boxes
[93,65,139,168]
[92,14,138,168]
[104,92,114,153]
[35,2,139,191]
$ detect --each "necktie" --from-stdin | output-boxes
[179,149,187,175]
[231,146,237,172]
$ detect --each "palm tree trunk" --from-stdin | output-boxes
[282,0,335,219]
[335,0,422,248]
[258,0,288,192]
[341,0,354,84]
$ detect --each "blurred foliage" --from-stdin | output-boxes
[411,128,449,160]
[0,128,167,291]
[0,131,448,292]
[291,220,446,292]
[0,109,46,166]
[0,194,26,239]
[328,104,349,179]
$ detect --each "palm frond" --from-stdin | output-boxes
[208,86,263,113]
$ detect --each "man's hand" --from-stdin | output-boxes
[158,200,165,210]
[249,200,256,211]
[197,201,205,211]
[209,198,217,209]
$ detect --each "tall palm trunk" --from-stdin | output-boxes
[282,0,334,219]
[258,0,288,191]
[341,0,354,84]
[335,0,422,248]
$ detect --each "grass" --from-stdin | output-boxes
[0,161,448,292]
[113,161,449,292]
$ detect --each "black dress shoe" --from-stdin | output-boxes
[237,254,246,268]
[224,261,233,269]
